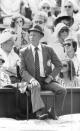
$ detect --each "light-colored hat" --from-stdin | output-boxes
[0,32,14,44]
[0,24,9,29]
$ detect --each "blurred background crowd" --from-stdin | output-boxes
[0,0,80,88]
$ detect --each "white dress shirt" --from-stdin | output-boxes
[30,44,45,77]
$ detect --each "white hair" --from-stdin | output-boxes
[33,11,48,23]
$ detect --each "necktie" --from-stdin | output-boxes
[35,47,40,81]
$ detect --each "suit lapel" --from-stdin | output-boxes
[27,46,35,73]
[42,45,47,72]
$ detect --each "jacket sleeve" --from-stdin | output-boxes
[19,49,34,83]
[49,47,62,79]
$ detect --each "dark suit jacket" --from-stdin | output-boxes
[20,44,62,83]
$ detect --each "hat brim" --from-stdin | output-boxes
[0,32,14,44]
[28,28,44,36]
[0,58,5,63]
[54,16,74,26]
[0,24,9,29]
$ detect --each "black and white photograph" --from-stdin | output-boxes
[0,0,80,130]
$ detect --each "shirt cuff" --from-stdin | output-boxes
[30,78,35,83]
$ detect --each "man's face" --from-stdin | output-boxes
[1,38,14,53]
[29,31,43,47]
[33,17,45,29]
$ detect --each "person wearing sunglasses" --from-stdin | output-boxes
[56,59,80,87]
[49,23,70,61]
[61,0,80,32]
[64,36,80,77]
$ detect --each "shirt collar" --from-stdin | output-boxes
[30,43,42,51]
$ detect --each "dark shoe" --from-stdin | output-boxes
[16,113,27,120]
[16,111,27,120]
[47,108,58,120]
[36,113,48,120]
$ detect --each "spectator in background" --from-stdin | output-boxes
[9,14,32,53]
[49,23,70,61]
[38,0,56,33]
[52,0,61,17]
[61,0,80,50]
[0,0,29,25]
[61,0,80,32]
[63,36,80,77]
[54,12,74,29]
[20,2,32,20]
[57,60,80,87]
[0,32,20,83]
[33,11,48,30]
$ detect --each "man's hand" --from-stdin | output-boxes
[30,79,40,88]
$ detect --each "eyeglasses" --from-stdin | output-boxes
[64,5,72,8]
[16,20,23,24]
[63,43,71,47]
[42,6,50,10]
[63,64,68,67]
[60,29,68,33]
[35,20,44,24]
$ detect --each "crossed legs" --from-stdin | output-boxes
[42,82,67,116]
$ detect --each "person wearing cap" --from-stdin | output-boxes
[0,32,20,83]
[20,24,67,120]
[32,10,53,44]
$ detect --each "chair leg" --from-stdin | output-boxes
[26,91,29,120]
[15,89,20,120]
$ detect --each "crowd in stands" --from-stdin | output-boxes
[0,0,80,119]
[0,0,80,88]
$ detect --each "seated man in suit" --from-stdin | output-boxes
[20,25,67,120]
